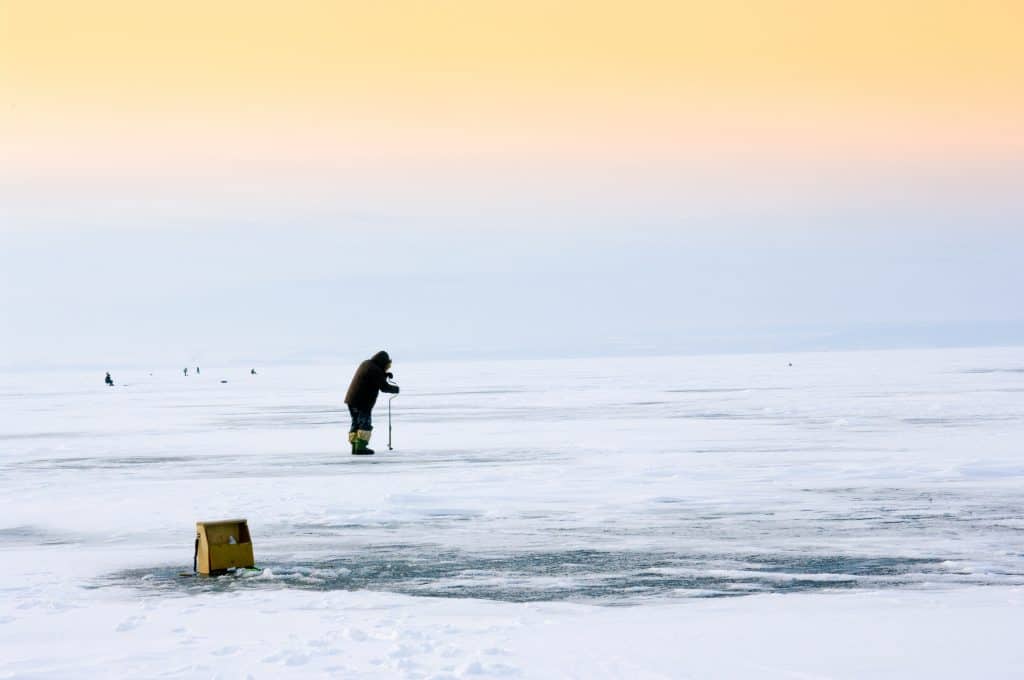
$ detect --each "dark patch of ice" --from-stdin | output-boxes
[8,455,196,471]
[962,368,1024,374]
[94,547,1005,605]
[0,525,77,546]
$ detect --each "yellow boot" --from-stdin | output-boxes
[353,429,375,455]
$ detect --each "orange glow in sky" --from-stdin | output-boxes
[3,1,1023,195]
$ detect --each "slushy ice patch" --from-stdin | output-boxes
[96,548,1006,603]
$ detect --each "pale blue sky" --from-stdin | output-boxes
[4,0,1023,371]
[3,171,1022,370]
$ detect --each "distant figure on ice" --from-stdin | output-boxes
[344,350,399,455]
[183,367,188,376]
[196,366,200,375]
[250,368,257,375]
[105,372,114,387]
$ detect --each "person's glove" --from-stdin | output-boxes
[386,372,394,379]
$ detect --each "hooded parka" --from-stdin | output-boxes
[345,351,399,410]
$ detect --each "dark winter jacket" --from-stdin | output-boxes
[344,351,399,410]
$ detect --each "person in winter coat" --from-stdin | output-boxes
[344,350,399,454]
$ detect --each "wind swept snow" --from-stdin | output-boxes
[2,347,1023,677]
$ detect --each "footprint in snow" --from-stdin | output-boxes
[285,653,310,666]
[115,615,145,632]
[458,660,519,677]
[345,627,368,642]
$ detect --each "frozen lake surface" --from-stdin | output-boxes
[2,347,1023,677]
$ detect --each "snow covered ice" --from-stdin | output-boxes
[2,347,1024,678]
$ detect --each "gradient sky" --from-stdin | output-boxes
[2,1,1023,367]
